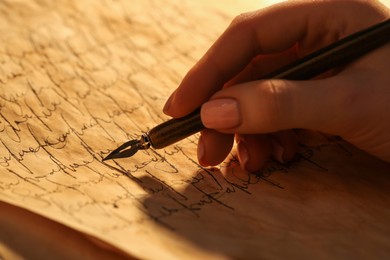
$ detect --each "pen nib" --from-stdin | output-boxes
[103,140,141,161]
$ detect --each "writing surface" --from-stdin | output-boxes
[0,0,389,259]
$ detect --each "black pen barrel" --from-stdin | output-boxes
[147,108,204,149]
[264,18,390,80]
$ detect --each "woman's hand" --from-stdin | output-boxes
[163,0,390,172]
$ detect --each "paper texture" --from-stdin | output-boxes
[0,0,389,259]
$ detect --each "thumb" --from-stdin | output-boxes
[200,77,351,135]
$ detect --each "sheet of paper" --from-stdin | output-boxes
[0,0,389,259]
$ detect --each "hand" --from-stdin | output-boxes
[163,0,390,172]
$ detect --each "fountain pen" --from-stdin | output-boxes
[103,18,390,161]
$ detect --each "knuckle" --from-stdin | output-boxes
[257,80,292,129]
[230,11,254,30]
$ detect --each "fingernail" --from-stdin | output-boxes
[201,98,240,129]
[197,134,207,166]
[237,140,249,171]
[271,139,284,163]
[163,91,175,114]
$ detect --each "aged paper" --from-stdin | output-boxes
[0,0,389,259]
